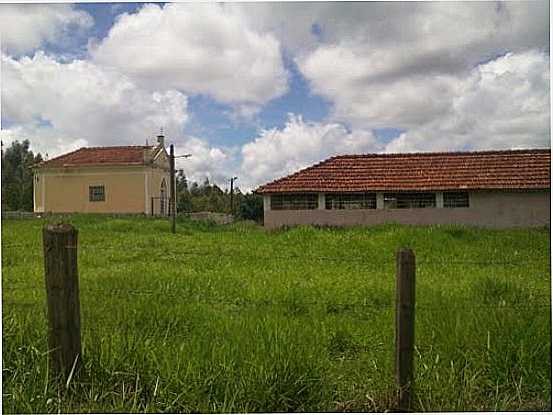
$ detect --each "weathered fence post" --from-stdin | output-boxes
[396,248,416,411]
[43,223,81,379]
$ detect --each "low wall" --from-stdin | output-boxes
[264,191,551,229]
[186,212,234,225]
[2,211,149,220]
[2,211,40,219]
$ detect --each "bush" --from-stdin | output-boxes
[238,193,263,222]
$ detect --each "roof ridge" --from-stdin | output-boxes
[83,145,153,150]
[332,148,551,159]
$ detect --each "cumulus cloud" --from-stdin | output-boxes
[91,3,288,108]
[174,137,238,186]
[1,52,189,153]
[384,50,550,153]
[242,2,548,62]
[0,4,93,55]
[294,1,548,129]
[0,123,88,159]
[240,114,381,190]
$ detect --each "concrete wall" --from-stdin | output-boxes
[263,191,550,229]
[34,165,167,214]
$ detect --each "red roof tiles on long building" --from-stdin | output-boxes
[36,146,153,168]
[256,149,551,193]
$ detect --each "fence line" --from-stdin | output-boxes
[3,297,551,310]
[3,243,548,268]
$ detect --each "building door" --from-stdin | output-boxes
[160,178,167,215]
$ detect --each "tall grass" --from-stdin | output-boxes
[2,215,551,412]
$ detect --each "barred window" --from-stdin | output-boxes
[444,192,469,208]
[270,194,318,210]
[325,193,376,210]
[384,192,436,209]
[89,185,105,202]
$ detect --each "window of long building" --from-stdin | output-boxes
[444,191,469,208]
[270,193,318,210]
[384,192,436,209]
[325,193,376,210]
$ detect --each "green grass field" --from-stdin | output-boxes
[2,215,551,413]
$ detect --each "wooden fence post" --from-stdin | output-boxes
[43,223,81,379]
[396,248,416,411]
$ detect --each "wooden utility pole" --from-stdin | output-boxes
[230,176,237,216]
[170,144,176,233]
[43,224,81,379]
[395,248,416,411]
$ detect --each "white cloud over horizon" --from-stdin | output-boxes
[239,114,381,190]
[173,137,238,189]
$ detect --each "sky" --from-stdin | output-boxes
[0,1,550,191]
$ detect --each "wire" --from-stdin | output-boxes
[3,242,548,268]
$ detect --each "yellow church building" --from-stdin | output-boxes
[33,135,170,215]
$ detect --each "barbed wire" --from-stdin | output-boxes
[3,285,551,303]
[3,283,551,307]
[3,297,550,311]
[3,242,550,267]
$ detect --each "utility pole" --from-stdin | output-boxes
[230,176,238,216]
[170,144,176,234]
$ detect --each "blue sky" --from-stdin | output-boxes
[0,2,549,190]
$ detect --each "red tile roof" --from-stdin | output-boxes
[256,149,551,193]
[36,146,153,168]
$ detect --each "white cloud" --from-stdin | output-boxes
[300,46,462,129]
[174,137,237,186]
[240,114,381,190]
[0,4,93,55]
[91,3,288,107]
[1,52,189,154]
[0,123,88,159]
[241,2,548,62]
[294,1,548,130]
[384,50,550,153]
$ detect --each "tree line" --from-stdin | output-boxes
[175,174,263,221]
[1,140,263,221]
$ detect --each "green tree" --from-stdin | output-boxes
[238,193,263,222]
[1,140,42,211]
[176,174,192,212]
[175,175,259,218]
